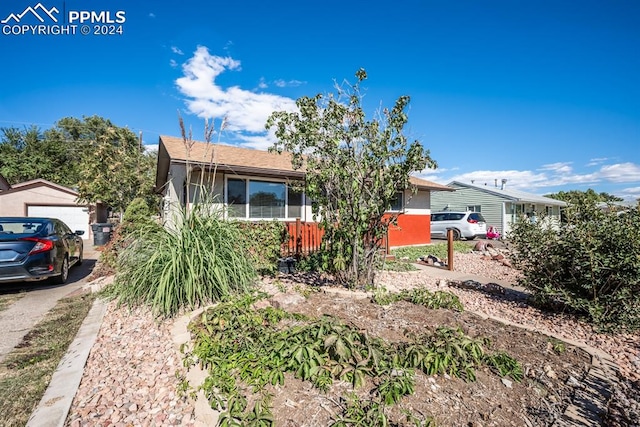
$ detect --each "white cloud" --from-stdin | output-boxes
[597,163,640,183]
[171,46,184,55]
[539,162,573,174]
[257,77,268,89]
[274,79,305,88]
[619,186,640,202]
[144,144,159,153]
[169,59,178,68]
[420,167,602,193]
[175,46,298,145]
[148,12,155,18]
[586,157,610,167]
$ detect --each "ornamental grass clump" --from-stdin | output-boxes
[111,203,256,317]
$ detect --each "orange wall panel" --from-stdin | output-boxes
[386,214,431,247]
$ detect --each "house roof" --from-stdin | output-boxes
[409,176,454,192]
[0,178,79,197]
[449,181,567,206]
[156,135,452,192]
[156,135,304,190]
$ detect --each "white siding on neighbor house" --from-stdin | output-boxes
[430,185,508,234]
[431,184,565,237]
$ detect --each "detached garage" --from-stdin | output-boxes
[0,178,96,238]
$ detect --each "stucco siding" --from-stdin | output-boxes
[0,187,79,216]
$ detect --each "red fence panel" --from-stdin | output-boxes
[282,220,392,257]
[283,219,324,256]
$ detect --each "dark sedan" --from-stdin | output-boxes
[0,217,84,285]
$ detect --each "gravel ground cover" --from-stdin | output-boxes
[65,251,639,426]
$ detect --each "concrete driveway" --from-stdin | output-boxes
[0,242,100,362]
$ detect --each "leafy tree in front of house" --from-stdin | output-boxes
[267,69,436,288]
[55,116,157,217]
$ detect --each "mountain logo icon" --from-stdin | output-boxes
[1,3,59,24]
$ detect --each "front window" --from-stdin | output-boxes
[388,192,404,212]
[226,178,303,219]
[467,205,481,212]
[287,187,303,219]
[227,178,247,218]
[249,181,285,218]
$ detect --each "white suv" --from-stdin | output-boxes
[430,211,487,240]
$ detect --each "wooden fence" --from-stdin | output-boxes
[282,219,390,258]
[283,219,323,256]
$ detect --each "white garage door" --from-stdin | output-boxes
[27,205,90,236]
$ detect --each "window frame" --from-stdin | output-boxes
[387,191,405,213]
[224,175,305,220]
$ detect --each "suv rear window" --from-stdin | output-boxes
[447,213,465,220]
[468,213,486,222]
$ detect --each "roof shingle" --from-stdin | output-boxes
[156,135,452,192]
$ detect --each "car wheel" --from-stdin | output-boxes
[53,256,69,285]
[451,229,461,240]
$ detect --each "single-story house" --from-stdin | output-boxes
[430,180,567,236]
[0,176,106,238]
[154,135,453,248]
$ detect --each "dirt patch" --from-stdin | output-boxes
[224,276,593,427]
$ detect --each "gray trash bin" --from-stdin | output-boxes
[92,223,113,246]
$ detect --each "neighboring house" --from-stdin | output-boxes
[430,180,567,237]
[0,178,106,238]
[154,135,453,247]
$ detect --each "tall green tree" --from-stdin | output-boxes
[0,125,79,186]
[0,116,157,216]
[267,69,436,287]
[70,117,157,216]
[545,189,623,205]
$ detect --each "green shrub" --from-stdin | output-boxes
[295,251,328,273]
[120,197,157,236]
[108,203,256,317]
[99,198,159,273]
[236,220,288,275]
[509,204,640,332]
[185,293,520,425]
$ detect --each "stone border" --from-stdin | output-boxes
[171,307,221,426]
[469,310,619,427]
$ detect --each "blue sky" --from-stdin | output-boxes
[1,0,639,201]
